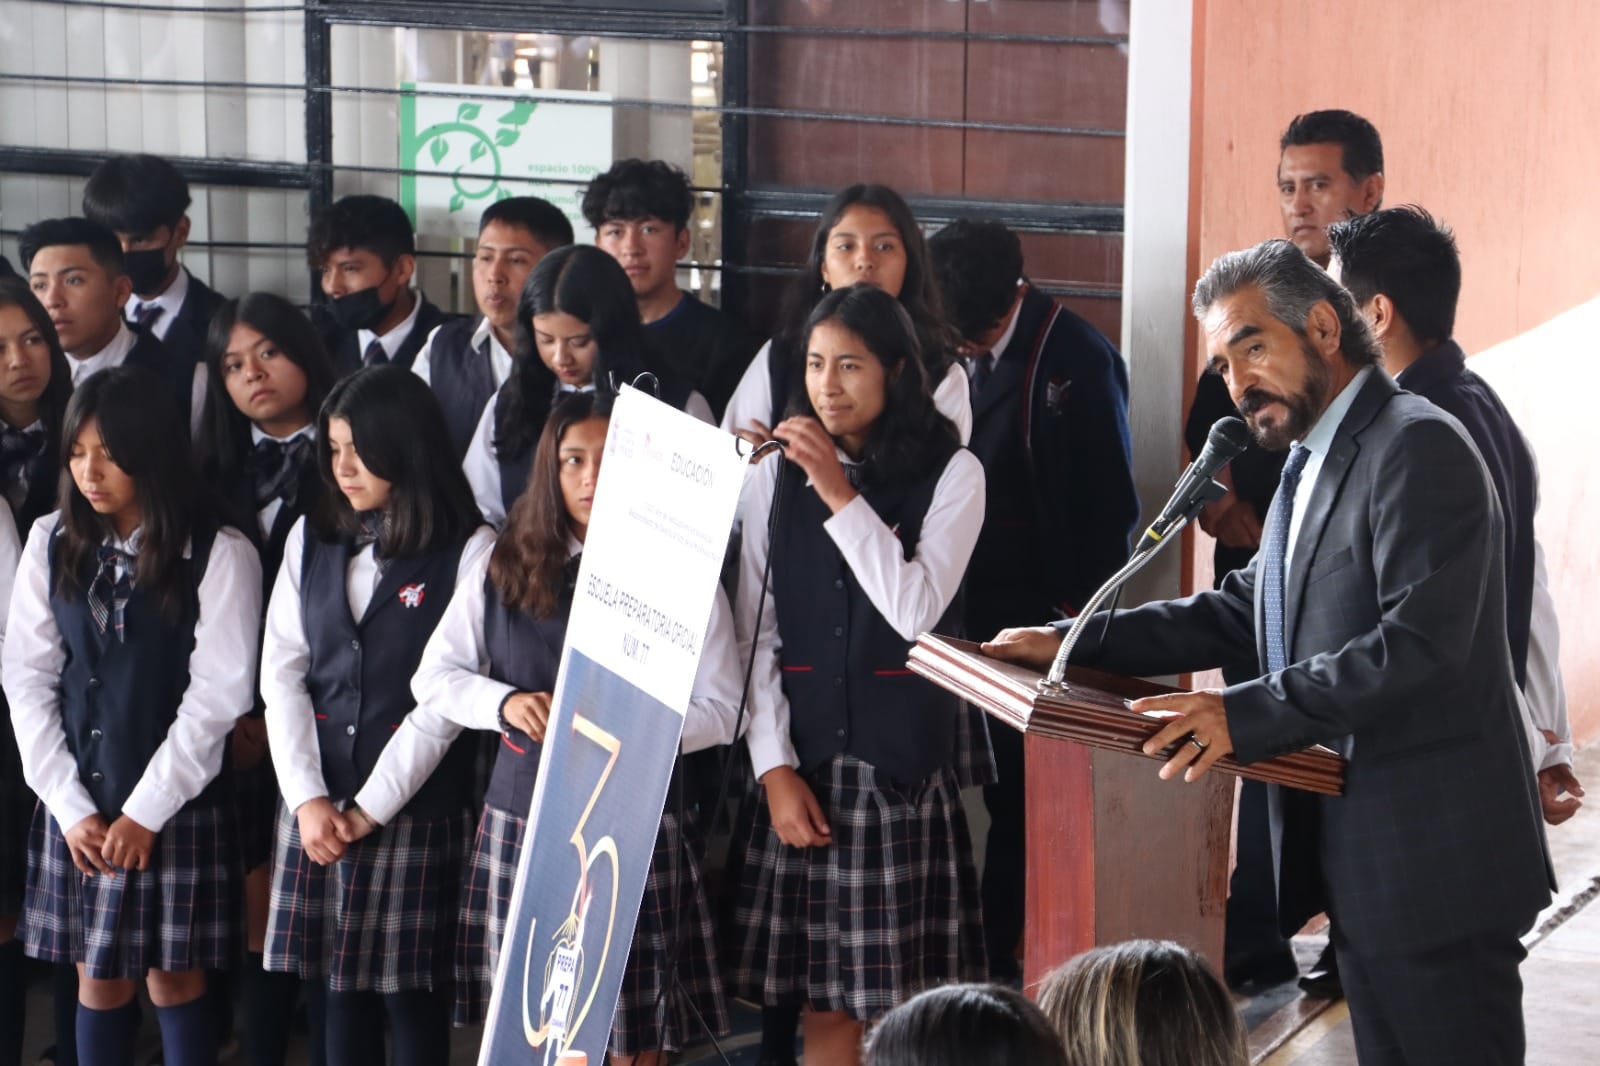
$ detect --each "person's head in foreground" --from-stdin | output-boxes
[1038,940,1248,1066]
[864,983,1069,1066]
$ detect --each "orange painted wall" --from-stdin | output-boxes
[1183,0,1600,743]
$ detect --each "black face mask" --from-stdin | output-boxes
[123,248,171,296]
[328,285,395,332]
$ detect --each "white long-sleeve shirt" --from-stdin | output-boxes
[357,539,745,825]
[4,515,262,832]
[736,449,985,780]
[259,516,496,814]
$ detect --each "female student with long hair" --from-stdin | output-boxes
[195,292,337,1066]
[259,366,491,1066]
[730,284,988,1066]
[0,277,73,1066]
[461,243,711,528]
[355,390,741,1063]
[720,182,970,449]
[3,366,262,1066]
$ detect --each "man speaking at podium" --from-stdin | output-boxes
[986,238,1551,1066]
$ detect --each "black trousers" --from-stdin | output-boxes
[980,724,1025,980]
[1336,925,1528,1066]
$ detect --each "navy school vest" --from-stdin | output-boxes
[770,447,965,785]
[49,522,224,819]
[479,559,686,817]
[427,318,497,462]
[299,529,477,817]
[496,376,695,519]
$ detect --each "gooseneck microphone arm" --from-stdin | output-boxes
[1040,416,1251,691]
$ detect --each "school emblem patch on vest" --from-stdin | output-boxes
[398,583,426,609]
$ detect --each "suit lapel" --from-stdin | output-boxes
[972,352,1022,422]
[1284,372,1396,653]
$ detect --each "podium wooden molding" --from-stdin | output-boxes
[908,634,1345,987]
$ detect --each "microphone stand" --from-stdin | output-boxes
[1039,476,1229,693]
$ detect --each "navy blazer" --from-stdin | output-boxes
[964,285,1138,638]
[1071,370,1551,956]
[158,270,225,369]
[1397,340,1536,689]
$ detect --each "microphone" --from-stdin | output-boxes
[1138,416,1251,551]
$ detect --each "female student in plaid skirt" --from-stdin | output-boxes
[729,284,988,1066]
[259,366,491,1066]
[355,390,741,1063]
[194,293,337,1066]
[0,277,74,1066]
[3,367,263,1066]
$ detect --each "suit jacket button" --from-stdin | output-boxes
[350,639,361,652]
[90,771,104,783]
[90,728,103,740]
[833,676,844,687]
[836,728,846,739]
[833,626,844,637]
[87,676,102,689]
[346,725,357,737]
[833,579,844,590]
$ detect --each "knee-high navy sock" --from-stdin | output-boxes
[52,964,81,1066]
[0,940,25,1066]
[302,979,327,1066]
[381,990,449,1066]
[323,988,384,1066]
[74,1000,138,1066]
[154,996,218,1066]
[243,956,297,1066]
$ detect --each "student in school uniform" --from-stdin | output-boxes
[0,279,75,1066]
[20,217,207,436]
[720,184,971,450]
[356,391,741,1062]
[462,244,711,528]
[583,159,757,421]
[730,284,987,1066]
[2,366,262,1066]
[307,196,454,378]
[719,188,987,1066]
[412,197,573,459]
[82,153,225,371]
[928,219,1139,983]
[194,293,337,1066]
[259,366,490,1066]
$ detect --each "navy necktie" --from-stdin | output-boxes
[88,546,136,642]
[133,303,164,330]
[965,351,994,402]
[364,338,388,366]
[1262,444,1311,672]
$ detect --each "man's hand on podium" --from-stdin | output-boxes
[761,765,833,848]
[980,625,1063,670]
[1134,690,1235,783]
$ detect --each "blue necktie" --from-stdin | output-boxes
[1262,445,1311,672]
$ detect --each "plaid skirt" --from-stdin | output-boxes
[728,753,987,1022]
[264,802,470,994]
[454,804,729,1055]
[954,702,998,788]
[19,800,239,979]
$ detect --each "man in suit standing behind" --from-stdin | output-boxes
[929,219,1139,983]
[988,238,1551,1065]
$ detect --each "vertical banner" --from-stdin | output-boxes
[479,388,746,1066]
[398,83,613,240]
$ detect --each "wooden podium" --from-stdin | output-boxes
[908,635,1343,987]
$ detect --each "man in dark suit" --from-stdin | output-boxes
[307,194,453,377]
[929,219,1139,982]
[1190,108,1388,994]
[989,239,1552,1065]
[83,153,224,370]
[1328,206,1584,826]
